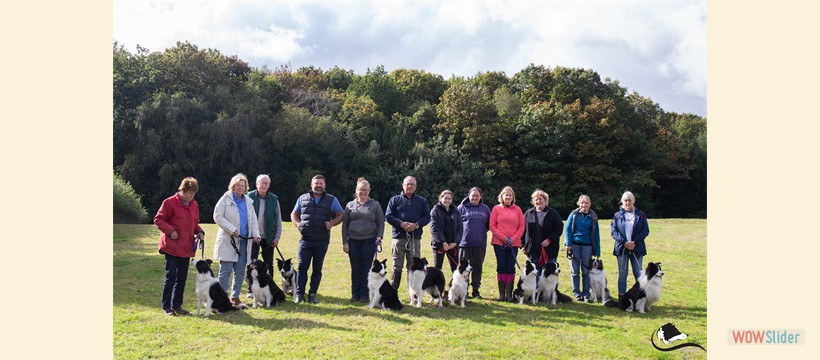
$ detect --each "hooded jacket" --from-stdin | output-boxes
[611,207,650,256]
[457,197,491,248]
[429,201,463,248]
[154,192,204,258]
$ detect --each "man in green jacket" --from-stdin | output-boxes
[247,174,282,297]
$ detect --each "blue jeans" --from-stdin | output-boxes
[570,244,592,297]
[218,238,248,299]
[161,254,190,309]
[616,251,643,295]
[493,244,518,275]
[296,239,329,296]
[348,238,377,300]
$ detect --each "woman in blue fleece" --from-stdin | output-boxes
[564,195,600,302]
[457,187,491,299]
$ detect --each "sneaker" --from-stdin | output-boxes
[575,295,583,302]
[308,294,319,304]
[294,294,304,304]
[584,296,592,303]
[350,296,358,302]
[472,290,482,299]
[172,307,190,315]
[162,308,176,316]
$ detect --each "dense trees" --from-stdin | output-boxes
[114,42,706,222]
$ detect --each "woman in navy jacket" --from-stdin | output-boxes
[610,191,650,298]
[429,190,462,274]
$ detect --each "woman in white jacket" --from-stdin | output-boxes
[213,173,261,305]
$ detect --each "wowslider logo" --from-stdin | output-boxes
[728,329,805,345]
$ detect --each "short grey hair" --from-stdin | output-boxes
[403,176,417,185]
[256,174,270,184]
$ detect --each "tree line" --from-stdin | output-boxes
[113,41,706,223]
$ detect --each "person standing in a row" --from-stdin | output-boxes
[429,190,461,275]
[290,175,344,304]
[384,176,430,291]
[341,177,384,302]
[611,191,650,300]
[564,194,600,302]
[213,173,260,306]
[489,186,525,302]
[458,187,491,299]
[522,190,563,271]
[246,174,282,298]
[153,177,205,315]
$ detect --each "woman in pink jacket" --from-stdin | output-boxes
[489,186,525,301]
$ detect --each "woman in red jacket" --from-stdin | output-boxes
[489,186,525,302]
[153,177,205,316]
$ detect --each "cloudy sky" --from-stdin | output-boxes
[113,1,706,116]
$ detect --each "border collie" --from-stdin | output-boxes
[194,259,248,316]
[422,265,446,307]
[408,257,428,307]
[247,259,286,308]
[619,262,664,313]
[537,262,561,305]
[367,259,403,310]
[276,258,295,296]
[589,258,618,307]
[514,260,539,305]
[448,258,472,308]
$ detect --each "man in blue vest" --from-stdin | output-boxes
[290,174,344,304]
[385,176,431,292]
[246,174,282,299]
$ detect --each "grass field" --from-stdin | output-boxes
[113,219,706,359]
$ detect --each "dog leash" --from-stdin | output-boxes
[194,234,204,260]
[230,235,253,256]
[373,238,383,262]
[436,247,459,267]
[504,244,521,271]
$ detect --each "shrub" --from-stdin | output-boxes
[114,171,148,223]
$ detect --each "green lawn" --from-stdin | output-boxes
[114,219,706,359]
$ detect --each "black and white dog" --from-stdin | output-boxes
[408,257,428,307]
[514,260,539,305]
[194,259,248,316]
[247,259,286,308]
[422,264,446,307]
[276,258,295,296]
[537,262,561,305]
[448,258,472,308]
[619,262,664,313]
[367,259,403,310]
[588,258,618,307]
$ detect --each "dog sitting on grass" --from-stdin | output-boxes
[194,259,248,316]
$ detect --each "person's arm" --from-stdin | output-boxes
[594,219,601,257]
[634,213,650,244]
[273,199,283,244]
[153,198,176,237]
[384,196,402,229]
[416,198,431,228]
[213,196,237,235]
[489,207,504,242]
[375,202,385,240]
[341,205,351,245]
[429,208,445,245]
[564,211,574,247]
[512,209,525,244]
[326,198,344,229]
[291,211,301,228]
[611,214,625,244]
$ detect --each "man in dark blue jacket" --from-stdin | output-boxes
[384,176,431,292]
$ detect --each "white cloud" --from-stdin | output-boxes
[113,1,706,116]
